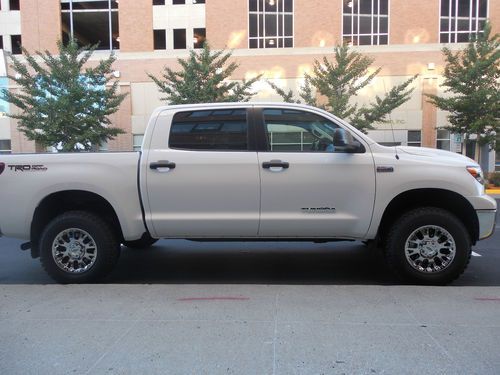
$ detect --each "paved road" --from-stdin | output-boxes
[0,199,499,374]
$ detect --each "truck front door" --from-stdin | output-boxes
[144,107,260,238]
[256,107,376,238]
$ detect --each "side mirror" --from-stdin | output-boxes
[333,128,364,153]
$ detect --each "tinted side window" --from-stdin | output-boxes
[169,109,249,151]
[263,109,343,152]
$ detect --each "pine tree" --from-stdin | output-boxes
[269,44,417,132]
[149,44,261,104]
[0,40,126,152]
[427,22,499,154]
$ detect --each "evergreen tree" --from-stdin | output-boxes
[149,44,261,104]
[269,44,417,132]
[0,40,126,152]
[427,22,499,153]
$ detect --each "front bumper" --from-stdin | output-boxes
[477,210,497,240]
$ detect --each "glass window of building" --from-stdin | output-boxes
[0,77,9,118]
[173,0,185,4]
[436,129,452,150]
[9,0,20,11]
[154,30,167,50]
[407,130,421,147]
[193,28,206,49]
[440,0,488,43]
[0,140,11,154]
[10,35,22,55]
[61,0,120,51]
[496,134,500,171]
[248,0,294,49]
[153,0,165,5]
[342,0,389,46]
[133,135,144,152]
[173,29,186,49]
[0,36,3,50]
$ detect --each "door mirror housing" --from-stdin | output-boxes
[333,128,365,153]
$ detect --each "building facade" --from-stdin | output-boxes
[0,0,499,170]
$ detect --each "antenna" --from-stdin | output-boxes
[382,79,399,160]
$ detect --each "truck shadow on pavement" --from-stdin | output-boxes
[104,239,497,286]
[109,241,393,285]
[0,238,497,285]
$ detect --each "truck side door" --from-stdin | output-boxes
[144,107,260,238]
[256,107,376,238]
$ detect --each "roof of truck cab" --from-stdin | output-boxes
[155,102,319,111]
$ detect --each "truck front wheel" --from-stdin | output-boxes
[39,211,120,284]
[385,207,471,285]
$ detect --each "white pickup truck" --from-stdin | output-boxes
[0,103,496,284]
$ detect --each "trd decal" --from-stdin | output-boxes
[7,164,48,172]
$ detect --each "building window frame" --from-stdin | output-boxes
[153,29,167,50]
[248,0,294,49]
[133,134,144,152]
[342,0,390,46]
[61,0,120,51]
[439,0,489,43]
[407,130,421,147]
[10,35,22,55]
[0,139,12,154]
[9,0,20,11]
[436,128,452,151]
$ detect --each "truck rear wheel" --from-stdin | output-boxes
[385,207,471,285]
[39,211,120,284]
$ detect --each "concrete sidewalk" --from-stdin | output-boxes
[1,284,500,375]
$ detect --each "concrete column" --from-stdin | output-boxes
[118,0,154,52]
[391,0,439,44]
[0,0,9,11]
[20,0,61,53]
[421,78,438,148]
[492,1,500,35]
[294,0,340,47]
[108,84,132,151]
[206,0,247,49]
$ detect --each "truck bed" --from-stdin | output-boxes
[0,152,146,240]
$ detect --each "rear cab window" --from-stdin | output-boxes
[169,108,249,151]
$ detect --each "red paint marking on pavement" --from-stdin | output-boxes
[474,297,500,302]
[177,297,250,302]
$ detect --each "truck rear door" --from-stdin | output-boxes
[144,107,260,237]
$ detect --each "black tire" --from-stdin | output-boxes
[123,234,158,249]
[39,211,120,284]
[385,207,471,285]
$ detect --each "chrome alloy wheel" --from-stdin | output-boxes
[52,228,98,274]
[404,225,456,273]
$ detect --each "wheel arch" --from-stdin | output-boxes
[377,188,479,247]
[30,190,125,258]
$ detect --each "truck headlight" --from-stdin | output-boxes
[466,166,485,185]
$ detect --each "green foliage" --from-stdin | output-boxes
[148,44,261,104]
[488,172,500,187]
[269,44,417,132]
[0,39,126,152]
[427,22,499,149]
